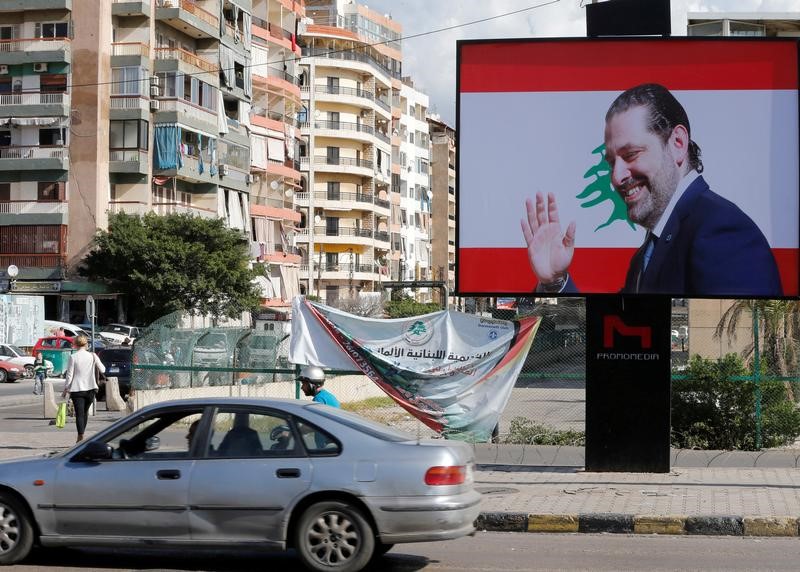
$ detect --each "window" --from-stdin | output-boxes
[296,419,340,455]
[111,67,144,96]
[0,26,15,40]
[325,217,339,236]
[38,182,64,201]
[103,408,206,459]
[209,409,298,458]
[0,184,9,202]
[327,181,340,200]
[0,131,10,147]
[326,252,338,269]
[326,146,339,165]
[156,72,177,98]
[110,120,148,150]
[400,208,407,225]
[39,128,65,146]
[35,22,69,39]
[40,74,67,93]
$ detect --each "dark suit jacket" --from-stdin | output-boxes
[560,175,783,296]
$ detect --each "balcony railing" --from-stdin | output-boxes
[266,66,297,83]
[108,201,151,216]
[112,42,149,58]
[302,47,393,79]
[0,200,66,215]
[154,46,217,73]
[110,149,145,161]
[0,254,63,268]
[153,201,217,218]
[374,130,390,144]
[0,146,67,160]
[110,94,148,109]
[299,156,373,170]
[0,92,67,106]
[0,37,70,53]
[307,262,377,274]
[157,98,216,122]
[301,120,374,136]
[179,0,219,29]
[312,85,375,101]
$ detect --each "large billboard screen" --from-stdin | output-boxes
[457,38,800,298]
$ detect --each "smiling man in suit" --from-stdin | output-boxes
[520,83,783,297]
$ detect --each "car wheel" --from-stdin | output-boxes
[0,369,7,383]
[24,365,34,379]
[0,492,34,564]
[295,501,374,572]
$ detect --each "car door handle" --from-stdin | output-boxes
[276,468,301,478]
[157,469,181,480]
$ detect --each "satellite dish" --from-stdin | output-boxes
[426,189,433,199]
[270,180,279,190]
[7,265,18,278]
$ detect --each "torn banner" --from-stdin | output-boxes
[289,296,541,441]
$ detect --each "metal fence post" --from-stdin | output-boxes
[295,364,301,400]
[753,306,762,450]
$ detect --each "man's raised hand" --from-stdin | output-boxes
[520,192,576,284]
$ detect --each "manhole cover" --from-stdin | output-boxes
[475,486,519,495]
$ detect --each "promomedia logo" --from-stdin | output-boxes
[576,144,635,232]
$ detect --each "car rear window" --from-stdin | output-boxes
[101,349,131,362]
[308,404,415,442]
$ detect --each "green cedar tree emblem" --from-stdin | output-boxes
[408,321,427,336]
[576,144,635,231]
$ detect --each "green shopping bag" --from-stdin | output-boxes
[55,402,67,429]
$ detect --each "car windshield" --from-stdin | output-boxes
[308,404,415,442]
[100,325,129,334]
[6,345,24,356]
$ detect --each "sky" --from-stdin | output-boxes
[357,0,800,125]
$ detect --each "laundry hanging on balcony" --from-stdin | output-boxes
[216,89,229,134]
[198,134,204,174]
[153,124,182,170]
[10,116,67,127]
[219,45,235,89]
[209,138,218,176]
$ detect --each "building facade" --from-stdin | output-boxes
[428,116,455,306]
[297,0,400,306]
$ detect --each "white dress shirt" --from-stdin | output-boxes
[64,348,105,393]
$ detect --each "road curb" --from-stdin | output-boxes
[476,512,800,537]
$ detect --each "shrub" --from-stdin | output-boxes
[503,417,585,446]
[671,354,800,450]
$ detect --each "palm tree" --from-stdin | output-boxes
[714,300,800,402]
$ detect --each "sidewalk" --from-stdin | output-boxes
[2,395,800,538]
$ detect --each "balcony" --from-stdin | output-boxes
[0,91,70,118]
[0,145,68,171]
[112,0,151,17]
[303,262,379,281]
[153,201,217,219]
[255,243,303,264]
[0,254,64,269]
[154,47,218,75]
[110,149,149,174]
[296,226,382,248]
[108,201,151,216]
[155,0,219,40]
[0,38,71,66]
[303,47,393,84]
[111,42,150,67]
[110,94,149,114]
[0,200,67,225]
[295,189,390,216]
[156,98,217,130]
[298,155,374,177]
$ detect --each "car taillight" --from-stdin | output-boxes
[424,465,466,486]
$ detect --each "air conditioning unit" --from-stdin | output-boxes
[33,63,48,73]
[245,174,254,185]
[0,66,8,75]
[149,99,160,113]
[220,164,229,176]
[150,75,160,88]
[150,84,160,97]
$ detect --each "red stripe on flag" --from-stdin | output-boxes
[460,40,799,93]
[458,247,799,296]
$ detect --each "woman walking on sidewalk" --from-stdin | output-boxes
[61,336,105,443]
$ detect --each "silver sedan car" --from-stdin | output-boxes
[0,398,481,571]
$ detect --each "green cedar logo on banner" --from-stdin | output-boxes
[405,320,434,346]
[576,144,635,231]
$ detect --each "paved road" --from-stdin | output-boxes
[5,532,800,571]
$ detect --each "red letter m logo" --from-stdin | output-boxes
[603,315,652,349]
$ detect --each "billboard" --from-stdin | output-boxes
[457,38,800,298]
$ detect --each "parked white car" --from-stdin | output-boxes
[97,324,141,345]
[0,344,37,378]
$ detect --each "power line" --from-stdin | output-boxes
[49,0,560,92]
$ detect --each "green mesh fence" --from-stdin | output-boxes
[130,300,800,450]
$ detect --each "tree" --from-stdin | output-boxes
[81,212,261,325]
[715,300,800,402]
[384,295,440,318]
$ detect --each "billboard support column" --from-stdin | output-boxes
[585,295,672,472]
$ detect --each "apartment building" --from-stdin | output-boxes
[297,0,400,306]
[396,77,431,299]
[248,0,305,311]
[0,0,269,322]
[428,116,455,306]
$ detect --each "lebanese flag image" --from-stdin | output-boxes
[457,39,799,296]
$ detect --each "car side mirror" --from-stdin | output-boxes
[75,441,113,462]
